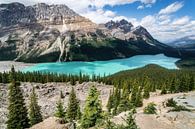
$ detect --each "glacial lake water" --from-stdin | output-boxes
[23,54,180,76]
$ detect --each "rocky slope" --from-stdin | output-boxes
[1,82,195,129]
[0,2,179,63]
[112,91,195,129]
[0,82,113,129]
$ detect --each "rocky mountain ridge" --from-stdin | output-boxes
[0,2,179,63]
[167,35,195,58]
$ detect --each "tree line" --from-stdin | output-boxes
[0,71,105,84]
[4,64,195,128]
[6,66,139,129]
[105,64,195,115]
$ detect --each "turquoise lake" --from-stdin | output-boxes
[23,54,180,76]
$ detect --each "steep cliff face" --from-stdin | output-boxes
[0,2,178,63]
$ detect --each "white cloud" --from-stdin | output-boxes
[159,2,183,15]
[140,15,156,26]
[139,14,195,42]
[141,0,156,4]
[145,4,152,8]
[137,5,144,9]
[82,9,114,23]
[172,16,190,25]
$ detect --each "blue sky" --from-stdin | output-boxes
[104,0,195,21]
[1,0,195,42]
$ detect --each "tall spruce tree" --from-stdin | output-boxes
[67,87,79,121]
[131,82,138,104]
[135,87,143,107]
[107,90,114,113]
[189,75,195,91]
[117,88,132,114]
[143,80,150,99]
[29,87,43,126]
[76,105,82,120]
[81,86,103,128]
[7,66,30,129]
[55,99,66,119]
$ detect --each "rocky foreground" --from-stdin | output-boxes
[1,82,195,129]
[0,82,113,129]
[112,91,195,129]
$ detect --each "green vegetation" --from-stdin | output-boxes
[0,70,103,84]
[67,87,81,121]
[54,99,66,122]
[7,66,30,129]
[104,109,139,129]
[121,111,139,129]
[165,98,191,112]
[81,86,103,128]
[29,87,43,126]
[144,103,157,114]
[105,64,195,93]
[176,58,195,70]
[170,105,191,112]
[4,64,195,128]
[166,98,177,107]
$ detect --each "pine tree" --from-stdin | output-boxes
[117,88,132,114]
[29,87,43,126]
[189,75,195,91]
[107,90,114,113]
[124,110,139,129]
[67,87,79,121]
[105,117,116,129]
[135,87,143,107]
[161,84,167,95]
[81,86,103,128]
[7,66,30,129]
[76,105,82,120]
[112,86,121,115]
[55,99,66,119]
[169,78,175,93]
[130,82,138,104]
[143,80,150,99]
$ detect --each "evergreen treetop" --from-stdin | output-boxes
[29,87,43,126]
[81,86,103,128]
[7,66,30,129]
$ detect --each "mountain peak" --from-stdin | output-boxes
[105,19,133,33]
[132,25,153,39]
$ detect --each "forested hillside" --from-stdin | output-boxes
[1,64,195,129]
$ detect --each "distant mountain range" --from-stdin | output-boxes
[0,2,185,63]
[167,35,195,58]
[168,35,195,49]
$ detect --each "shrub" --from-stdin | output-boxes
[170,105,191,112]
[144,103,157,114]
[166,98,177,107]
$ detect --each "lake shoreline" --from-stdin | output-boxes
[0,61,35,72]
[0,54,180,74]
[21,54,180,76]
